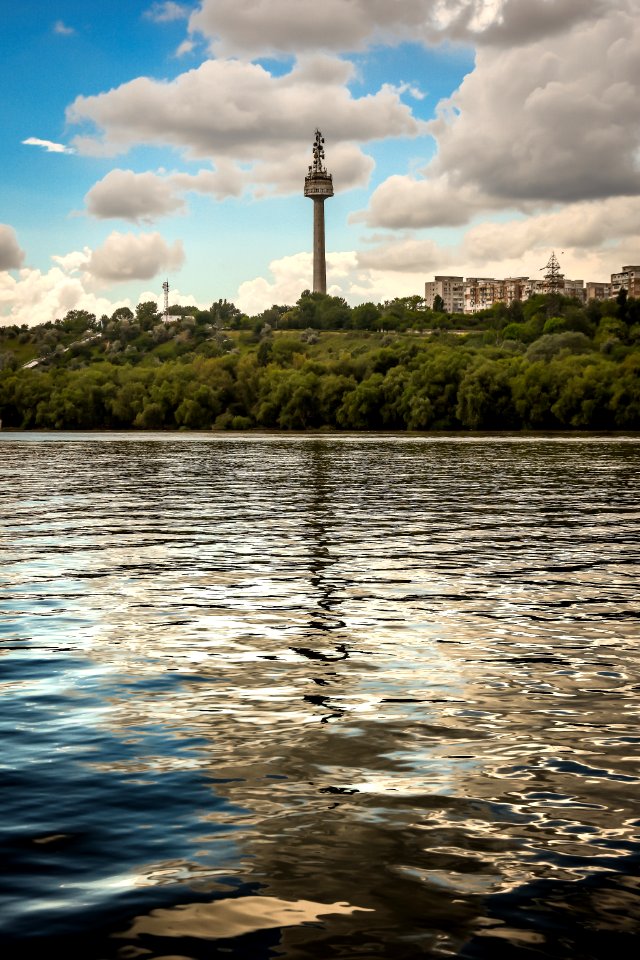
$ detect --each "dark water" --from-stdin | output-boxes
[1,433,639,959]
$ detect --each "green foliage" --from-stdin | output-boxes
[525,332,592,363]
[542,316,567,335]
[457,357,521,429]
[2,294,639,432]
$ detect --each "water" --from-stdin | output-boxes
[1,432,639,959]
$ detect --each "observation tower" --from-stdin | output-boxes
[304,130,334,294]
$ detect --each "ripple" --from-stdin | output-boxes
[0,432,639,958]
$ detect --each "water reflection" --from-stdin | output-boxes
[0,434,639,958]
[119,895,372,940]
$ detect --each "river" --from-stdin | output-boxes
[1,433,639,959]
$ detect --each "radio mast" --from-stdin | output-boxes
[162,279,169,322]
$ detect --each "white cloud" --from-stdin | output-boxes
[145,2,191,23]
[188,0,606,58]
[236,251,352,314]
[251,141,374,198]
[85,170,187,222]
[353,195,640,292]
[357,175,494,229]
[137,286,208,312]
[385,82,427,101]
[235,250,428,314]
[0,267,130,327]
[0,243,200,328]
[53,20,75,36]
[169,163,246,201]
[363,5,640,228]
[428,8,640,204]
[84,164,246,223]
[175,38,196,56]
[52,232,185,285]
[66,55,422,183]
[51,249,92,274]
[460,197,640,264]
[86,231,185,283]
[357,236,444,274]
[22,137,75,155]
[0,225,25,271]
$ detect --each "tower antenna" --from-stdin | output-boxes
[540,252,564,295]
[162,279,169,322]
[304,129,334,294]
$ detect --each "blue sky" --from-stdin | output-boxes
[1,1,639,324]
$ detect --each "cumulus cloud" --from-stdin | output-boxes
[235,250,430,314]
[357,175,494,229]
[175,38,196,56]
[0,244,201,328]
[362,4,640,228]
[84,163,248,223]
[188,0,606,58]
[0,266,202,329]
[86,231,185,283]
[236,251,351,314]
[357,236,444,274]
[79,142,373,218]
[0,225,25,271]
[353,195,640,298]
[0,267,131,328]
[429,8,640,203]
[461,197,640,264]
[85,170,187,222]
[53,20,75,36]
[137,286,208,312]
[144,2,191,23]
[66,54,422,171]
[50,231,185,285]
[169,164,246,201]
[22,137,75,155]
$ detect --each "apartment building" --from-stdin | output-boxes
[611,266,640,298]
[586,282,612,301]
[425,261,636,314]
[424,276,464,313]
[464,275,583,311]
[464,278,503,313]
[563,279,585,301]
[503,277,529,305]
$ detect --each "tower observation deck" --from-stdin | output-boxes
[304,130,334,295]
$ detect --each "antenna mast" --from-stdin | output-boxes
[541,252,564,295]
[162,279,169,322]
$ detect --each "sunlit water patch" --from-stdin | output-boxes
[1,432,639,959]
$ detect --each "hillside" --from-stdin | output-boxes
[1,290,639,431]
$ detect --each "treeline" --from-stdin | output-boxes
[0,290,639,431]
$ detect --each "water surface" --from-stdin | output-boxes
[1,433,639,958]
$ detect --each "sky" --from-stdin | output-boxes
[1,0,639,325]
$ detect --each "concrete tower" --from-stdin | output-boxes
[304,129,334,294]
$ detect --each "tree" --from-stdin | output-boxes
[616,287,628,322]
[135,301,160,330]
[456,358,521,429]
[352,302,381,330]
[111,306,134,322]
[211,299,242,327]
[433,294,445,313]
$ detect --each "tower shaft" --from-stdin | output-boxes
[313,197,327,294]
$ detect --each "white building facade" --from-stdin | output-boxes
[424,276,464,313]
[611,266,640,298]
